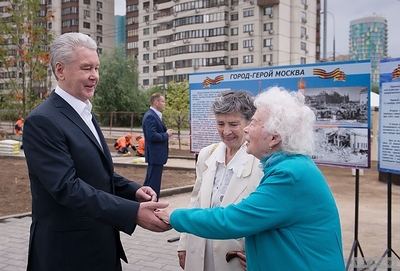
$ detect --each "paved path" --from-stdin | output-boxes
[0,192,191,271]
[1,149,400,270]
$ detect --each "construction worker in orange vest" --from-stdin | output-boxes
[134,134,145,157]
[14,115,24,136]
[114,133,135,156]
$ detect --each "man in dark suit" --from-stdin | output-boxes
[22,32,171,271]
[142,93,174,199]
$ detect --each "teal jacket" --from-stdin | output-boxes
[170,152,345,271]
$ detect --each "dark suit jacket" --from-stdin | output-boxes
[142,108,168,165]
[23,91,141,271]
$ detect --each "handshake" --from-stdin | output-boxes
[154,208,172,225]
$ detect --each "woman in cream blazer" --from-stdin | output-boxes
[177,90,263,271]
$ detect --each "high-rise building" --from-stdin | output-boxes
[349,15,388,85]
[125,0,322,88]
[115,15,127,50]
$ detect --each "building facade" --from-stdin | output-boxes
[125,0,322,88]
[349,15,388,85]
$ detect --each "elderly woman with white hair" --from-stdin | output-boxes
[156,86,345,271]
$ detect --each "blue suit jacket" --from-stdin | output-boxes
[142,108,168,165]
[23,91,141,271]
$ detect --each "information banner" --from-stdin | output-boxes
[378,58,400,174]
[190,60,371,168]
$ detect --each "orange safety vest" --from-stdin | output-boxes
[14,119,24,135]
[136,137,145,156]
[114,136,133,151]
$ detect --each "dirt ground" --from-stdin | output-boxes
[1,146,400,258]
[0,147,195,217]
[1,143,400,265]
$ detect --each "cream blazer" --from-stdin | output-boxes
[177,142,263,271]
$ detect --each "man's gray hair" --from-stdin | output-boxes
[50,32,97,80]
[211,90,256,121]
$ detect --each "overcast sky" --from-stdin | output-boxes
[114,0,400,59]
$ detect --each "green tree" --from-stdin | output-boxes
[93,46,147,127]
[371,85,379,94]
[163,80,189,149]
[0,0,55,117]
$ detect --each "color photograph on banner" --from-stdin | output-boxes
[189,60,371,169]
[379,58,400,174]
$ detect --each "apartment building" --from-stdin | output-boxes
[126,0,321,88]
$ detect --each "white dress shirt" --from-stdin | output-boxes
[55,86,103,149]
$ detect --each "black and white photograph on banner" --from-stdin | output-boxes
[313,127,369,168]
[304,86,369,127]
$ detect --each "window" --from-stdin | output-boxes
[263,38,273,47]
[97,48,102,54]
[264,7,273,16]
[301,57,306,64]
[96,1,102,8]
[96,25,102,34]
[231,57,239,66]
[230,13,238,21]
[143,79,149,86]
[231,28,238,36]
[153,26,158,34]
[301,0,307,4]
[143,28,150,35]
[301,26,307,36]
[153,52,158,59]
[243,9,254,17]
[144,15,149,22]
[301,11,307,23]
[143,41,150,48]
[264,22,273,31]
[84,10,90,17]
[230,43,238,50]
[243,24,254,33]
[263,54,272,62]
[143,54,149,60]
[143,66,150,73]
[83,22,90,29]
[83,0,90,5]
[301,42,307,50]
[96,36,102,44]
[243,55,253,63]
[97,13,102,21]
[243,39,253,48]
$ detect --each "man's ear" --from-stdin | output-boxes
[55,62,64,80]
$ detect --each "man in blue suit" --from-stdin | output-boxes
[23,33,171,271]
[142,93,174,199]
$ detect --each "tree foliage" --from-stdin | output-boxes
[0,0,55,117]
[92,46,148,127]
[163,80,190,149]
[371,85,379,94]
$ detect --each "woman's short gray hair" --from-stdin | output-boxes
[211,90,256,121]
[50,32,97,80]
[255,86,316,155]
